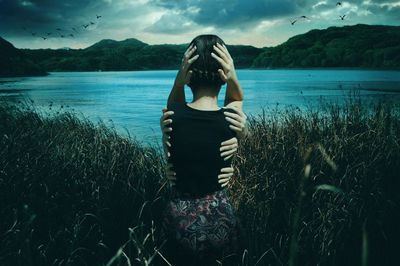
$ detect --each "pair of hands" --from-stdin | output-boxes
[160,107,246,188]
[160,42,247,188]
[174,42,240,88]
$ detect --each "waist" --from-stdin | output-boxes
[170,185,226,200]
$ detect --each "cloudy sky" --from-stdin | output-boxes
[0,0,399,49]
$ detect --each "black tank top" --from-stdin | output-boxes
[166,101,237,197]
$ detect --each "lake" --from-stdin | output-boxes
[1,69,399,148]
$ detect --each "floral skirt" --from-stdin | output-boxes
[159,186,245,266]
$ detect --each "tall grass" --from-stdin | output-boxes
[0,92,399,266]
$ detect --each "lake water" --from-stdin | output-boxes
[1,69,399,148]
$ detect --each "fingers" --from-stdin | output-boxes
[220,137,238,158]
[165,163,176,178]
[213,44,229,63]
[218,69,227,81]
[187,54,199,64]
[225,116,243,129]
[161,111,174,122]
[184,44,196,59]
[162,126,173,133]
[162,118,172,126]
[226,106,247,119]
[184,70,193,84]
[224,110,243,121]
[220,167,234,173]
[221,148,237,159]
[211,52,229,70]
[229,124,243,132]
[163,133,171,147]
[221,137,238,146]
[218,43,232,60]
[218,167,234,187]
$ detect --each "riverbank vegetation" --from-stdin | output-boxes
[0,93,399,265]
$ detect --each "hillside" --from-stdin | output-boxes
[20,39,263,72]
[1,24,399,76]
[0,37,47,77]
[252,24,400,68]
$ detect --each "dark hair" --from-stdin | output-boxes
[186,34,226,90]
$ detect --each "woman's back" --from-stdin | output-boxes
[166,101,237,197]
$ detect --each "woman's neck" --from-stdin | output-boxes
[189,87,220,109]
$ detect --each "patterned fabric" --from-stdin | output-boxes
[159,186,244,266]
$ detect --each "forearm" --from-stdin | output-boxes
[167,83,186,106]
[224,78,244,105]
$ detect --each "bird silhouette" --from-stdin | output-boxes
[82,24,89,28]
[299,15,309,19]
[69,34,74,37]
[60,34,65,38]
[339,14,346,20]
[41,36,47,40]
[56,28,62,31]
[336,2,342,6]
[72,27,77,32]
[89,21,95,25]
[96,14,102,19]
[46,32,52,36]
[31,32,36,36]
[290,19,297,25]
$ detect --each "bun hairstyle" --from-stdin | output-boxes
[187,34,227,90]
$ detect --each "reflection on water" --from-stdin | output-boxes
[0,69,399,147]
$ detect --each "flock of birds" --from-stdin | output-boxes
[23,1,349,41]
[22,14,102,41]
[290,2,347,25]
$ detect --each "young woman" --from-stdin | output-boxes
[158,34,248,266]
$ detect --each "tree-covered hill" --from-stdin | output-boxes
[0,37,47,77]
[19,39,263,72]
[252,24,400,69]
[1,24,399,76]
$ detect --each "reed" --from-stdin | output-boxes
[0,91,398,266]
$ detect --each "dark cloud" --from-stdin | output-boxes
[153,0,301,28]
[0,0,398,48]
[0,0,108,38]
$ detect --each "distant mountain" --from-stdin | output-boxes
[0,37,47,77]
[252,24,400,68]
[1,24,399,77]
[19,38,263,72]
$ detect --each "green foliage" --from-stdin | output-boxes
[252,24,400,69]
[20,40,263,72]
[0,37,47,77]
[0,93,399,265]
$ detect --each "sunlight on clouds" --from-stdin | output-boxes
[20,0,33,7]
[312,1,327,9]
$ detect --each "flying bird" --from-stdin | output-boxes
[41,36,47,40]
[96,14,102,19]
[90,21,95,25]
[336,2,342,6]
[72,27,77,32]
[46,32,52,36]
[339,14,346,20]
[290,19,297,25]
[31,32,36,36]
[82,24,89,28]
[69,34,74,37]
[299,15,309,19]
[56,28,62,31]
[60,34,65,38]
